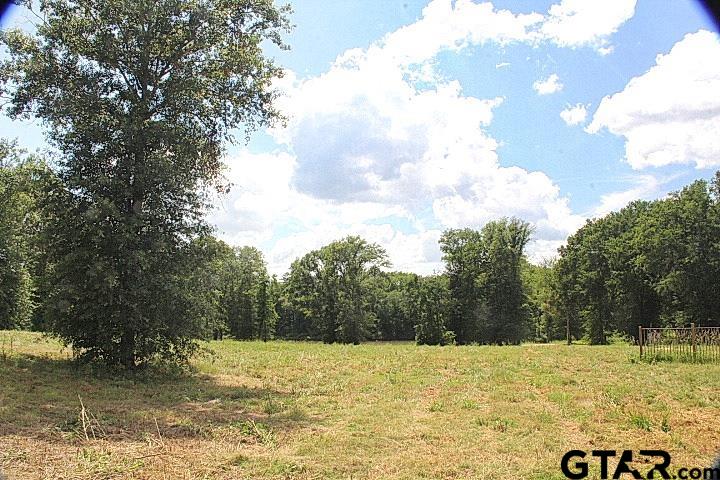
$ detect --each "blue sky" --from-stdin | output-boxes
[2,0,719,275]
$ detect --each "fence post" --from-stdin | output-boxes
[638,326,643,358]
[691,322,696,361]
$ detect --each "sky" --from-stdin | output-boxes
[1,0,720,276]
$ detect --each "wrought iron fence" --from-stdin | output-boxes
[639,324,720,362]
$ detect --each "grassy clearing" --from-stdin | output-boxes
[1,331,719,479]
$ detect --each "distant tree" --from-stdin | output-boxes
[635,181,720,326]
[0,140,55,330]
[185,239,275,342]
[440,218,532,345]
[414,275,453,345]
[225,246,268,340]
[554,175,720,344]
[255,275,277,342]
[522,259,561,342]
[281,250,324,340]
[440,228,484,344]
[604,202,661,337]
[186,236,235,341]
[283,236,389,344]
[478,218,533,344]
[0,0,290,367]
[369,272,420,341]
[555,217,615,344]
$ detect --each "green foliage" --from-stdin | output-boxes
[0,0,291,368]
[283,236,389,344]
[440,218,532,345]
[554,174,720,344]
[480,218,533,344]
[368,271,420,341]
[187,239,276,342]
[186,236,235,340]
[440,228,484,343]
[224,246,270,340]
[256,276,278,342]
[522,259,561,342]
[414,275,454,345]
[0,140,55,330]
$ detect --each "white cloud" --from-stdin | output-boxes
[590,175,662,217]
[211,0,641,274]
[377,0,543,66]
[373,0,636,61]
[587,30,720,169]
[526,239,567,263]
[560,103,589,125]
[268,222,444,276]
[533,74,563,95]
[270,53,583,265]
[540,0,636,50]
[209,150,422,275]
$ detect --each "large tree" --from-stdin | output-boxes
[439,228,484,344]
[0,0,290,367]
[478,218,532,344]
[414,275,453,346]
[369,271,420,341]
[185,235,235,341]
[522,259,562,342]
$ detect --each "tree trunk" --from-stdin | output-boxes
[120,328,136,369]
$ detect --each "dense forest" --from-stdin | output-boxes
[3,141,720,352]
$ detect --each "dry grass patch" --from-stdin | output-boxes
[1,331,719,479]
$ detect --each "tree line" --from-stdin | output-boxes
[3,142,720,361]
[2,0,719,368]
[0,153,532,347]
[549,174,720,344]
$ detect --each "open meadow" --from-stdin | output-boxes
[1,330,719,479]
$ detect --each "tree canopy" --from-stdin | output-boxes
[441,218,532,345]
[282,236,389,344]
[0,0,291,367]
[551,175,720,344]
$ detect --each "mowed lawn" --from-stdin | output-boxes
[1,331,719,479]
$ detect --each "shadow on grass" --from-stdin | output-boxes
[0,351,309,444]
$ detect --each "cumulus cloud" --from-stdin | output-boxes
[590,175,663,217]
[587,30,720,169]
[378,0,543,65]
[267,222,445,276]
[212,0,641,273]
[269,57,582,269]
[209,150,426,274]
[540,0,636,51]
[370,0,636,62]
[560,103,589,125]
[533,74,564,95]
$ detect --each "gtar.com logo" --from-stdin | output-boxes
[561,450,720,480]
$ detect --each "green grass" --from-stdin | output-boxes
[1,330,719,479]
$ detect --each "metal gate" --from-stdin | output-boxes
[639,324,720,362]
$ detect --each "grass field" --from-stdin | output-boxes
[1,331,719,479]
